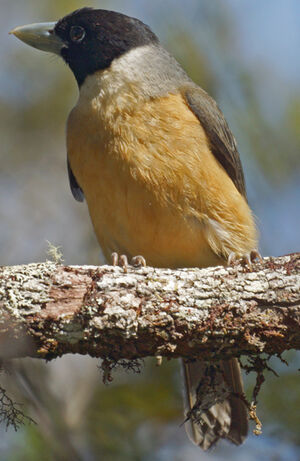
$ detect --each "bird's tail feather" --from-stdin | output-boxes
[182,358,248,450]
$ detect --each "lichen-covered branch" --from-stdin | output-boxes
[0,254,299,361]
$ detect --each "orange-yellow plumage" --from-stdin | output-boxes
[67,72,257,268]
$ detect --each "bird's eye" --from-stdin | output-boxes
[70,26,86,43]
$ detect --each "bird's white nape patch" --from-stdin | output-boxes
[77,45,155,100]
[77,43,190,105]
[110,44,155,76]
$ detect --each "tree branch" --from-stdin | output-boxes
[0,254,299,362]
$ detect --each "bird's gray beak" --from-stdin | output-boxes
[10,22,63,55]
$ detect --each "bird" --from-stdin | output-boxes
[11,8,259,450]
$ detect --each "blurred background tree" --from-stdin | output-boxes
[0,1,299,460]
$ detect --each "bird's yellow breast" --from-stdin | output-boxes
[67,73,257,267]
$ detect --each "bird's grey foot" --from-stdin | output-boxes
[111,252,129,273]
[111,253,147,273]
[131,255,146,267]
[228,249,262,269]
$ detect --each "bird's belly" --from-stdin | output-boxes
[85,177,222,268]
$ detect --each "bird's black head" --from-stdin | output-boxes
[53,8,159,86]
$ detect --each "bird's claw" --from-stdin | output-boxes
[111,253,146,273]
[131,255,146,267]
[228,249,262,270]
[111,252,129,272]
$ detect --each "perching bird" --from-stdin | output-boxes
[11,8,259,450]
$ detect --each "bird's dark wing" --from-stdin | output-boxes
[67,158,84,202]
[183,86,246,198]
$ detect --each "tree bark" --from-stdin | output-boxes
[0,254,299,362]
